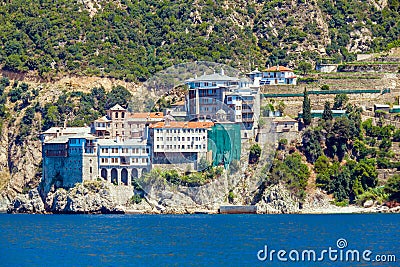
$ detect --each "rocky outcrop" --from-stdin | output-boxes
[7,188,44,214]
[255,183,300,214]
[8,181,131,214]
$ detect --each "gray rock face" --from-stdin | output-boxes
[9,181,130,214]
[45,181,126,214]
[8,188,44,213]
[256,183,300,214]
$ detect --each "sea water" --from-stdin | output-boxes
[0,214,398,266]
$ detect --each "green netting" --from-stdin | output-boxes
[208,123,241,168]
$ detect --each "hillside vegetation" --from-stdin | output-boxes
[0,0,399,82]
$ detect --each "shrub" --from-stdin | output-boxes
[321,84,330,90]
[249,144,262,164]
[131,194,143,204]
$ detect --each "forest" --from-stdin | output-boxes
[0,0,399,81]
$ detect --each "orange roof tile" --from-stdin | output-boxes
[128,112,164,119]
[265,66,293,72]
[149,121,214,129]
[171,100,185,106]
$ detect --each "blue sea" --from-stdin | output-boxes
[0,214,398,266]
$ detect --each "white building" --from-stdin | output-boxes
[148,120,214,170]
[97,138,151,185]
[248,66,297,85]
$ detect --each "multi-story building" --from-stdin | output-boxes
[42,133,98,192]
[185,70,260,139]
[97,138,151,186]
[148,120,214,170]
[247,66,297,85]
[185,70,240,121]
[91,104,163,140]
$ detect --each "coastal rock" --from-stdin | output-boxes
[7,180,131,214]
[7,188,44,213]
[363,199,374,208]
[256,183,300,214]
[46,181,126,214]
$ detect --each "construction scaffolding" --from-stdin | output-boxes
[207,123,241,168]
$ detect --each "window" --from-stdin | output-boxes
[182,137,185,141]
[212,82,216,86]
[115,112,118,119]
[142,148,146,153]
[195,82,200,87]
[157,145,160,149]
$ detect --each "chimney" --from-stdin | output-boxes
[221,68,224,76]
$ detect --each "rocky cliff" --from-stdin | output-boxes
[8,181,131,214]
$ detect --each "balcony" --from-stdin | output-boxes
[242,108,253,113]
[242,117,254,122]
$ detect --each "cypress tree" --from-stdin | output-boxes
[322,101,333,121]
[302,88,311,126]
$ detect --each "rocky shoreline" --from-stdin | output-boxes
[6,181,400,215]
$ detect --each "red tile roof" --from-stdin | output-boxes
[149,121,214,129]
[265,66,293,72]
[128,112,164,119]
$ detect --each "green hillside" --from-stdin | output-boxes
[0,0,399,81]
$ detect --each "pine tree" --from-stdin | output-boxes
[302,88,311,126]
[322,101,333,121]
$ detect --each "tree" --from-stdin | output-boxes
[326,117,353,161]
[333,94,349,109]
[302,88,312,126]
[393,129,400,142]
[302,127,324,163]
[249,144,261,164]
[321,84,330,90]
[322,101,333,121]
[384,174,400,201]
[105,85,132,109]
[42,104,60,130]
[298,61,312,75]
[269,153,309,200]
[277,101,286,114]
[351,159,378,191]
[379,137,392,151]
